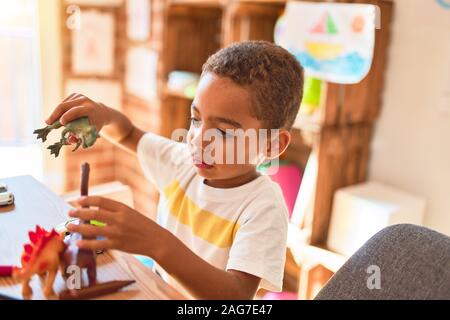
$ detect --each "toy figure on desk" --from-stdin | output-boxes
[12,225,66,298]
[61,162,97,286]
[11,163,134,299]
[33,117,99,158]
[12,163,97,298]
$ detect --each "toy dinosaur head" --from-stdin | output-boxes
[65,119,99,148]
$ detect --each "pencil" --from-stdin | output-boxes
[80,162,90,209]
[59,280,135,300]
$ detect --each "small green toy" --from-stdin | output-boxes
[33,117,100,157]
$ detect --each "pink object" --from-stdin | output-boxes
[267,165,302,218]
[0,265,13,277]
[263,291,298,300]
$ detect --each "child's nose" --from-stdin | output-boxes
[189,126,205,150]
[192,127,219,153]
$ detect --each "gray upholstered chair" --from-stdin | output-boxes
[315,224,450,300]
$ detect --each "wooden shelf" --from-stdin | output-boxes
[168,0,286,8]
[301,245,347,272]
[164,86,195,100]
[297,244,347,299]
[293,113,323,134]
[163,4,222,77]
[168,0,226,8]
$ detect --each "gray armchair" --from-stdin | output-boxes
[315,224,450,299]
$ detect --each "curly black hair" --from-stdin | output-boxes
[202,41,304,130]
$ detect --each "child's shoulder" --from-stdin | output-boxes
[237,175,289,223]
[253,174,286,202]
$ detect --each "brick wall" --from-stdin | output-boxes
[62,0,167,219]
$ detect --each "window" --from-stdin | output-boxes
[0,0,43,180]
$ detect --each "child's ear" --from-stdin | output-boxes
[265,129,291,160]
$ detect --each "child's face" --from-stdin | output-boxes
[187,73,267,188]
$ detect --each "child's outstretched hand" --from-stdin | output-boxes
[47,93,141,152]
[66,196,163,258]
[46,93,110,132]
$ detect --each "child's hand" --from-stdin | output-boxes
[46,93,110,132]
[66,196,163,257]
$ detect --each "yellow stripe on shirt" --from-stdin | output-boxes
[163,180,240,249]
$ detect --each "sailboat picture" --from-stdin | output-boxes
[275,2,377,84]
[305,12,343,60]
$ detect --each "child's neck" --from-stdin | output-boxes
[204,170,260,189]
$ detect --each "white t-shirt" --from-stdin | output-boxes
[137,132,289,297]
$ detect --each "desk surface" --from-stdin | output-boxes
[0,175,184,300]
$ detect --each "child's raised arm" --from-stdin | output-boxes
[46,94,145,154]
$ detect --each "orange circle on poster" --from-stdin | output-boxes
[352,16,365,33]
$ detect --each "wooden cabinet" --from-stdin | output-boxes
[157,0,393,245]
[286,0,393,299]
[159,1,286,137]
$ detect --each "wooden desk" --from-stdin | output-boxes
[0,175,184,300]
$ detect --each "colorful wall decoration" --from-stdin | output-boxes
[275,1,378,84]
[436,0,450,10]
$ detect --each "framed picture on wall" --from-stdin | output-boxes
[65,0,123,7]
[71,9,116,76]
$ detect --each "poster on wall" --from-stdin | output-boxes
[65,79,123,111]
[125,47,158,101]
[436,0,450,10]
[275,1,377,84]
[71,10,115,76]
[65,0,123,6]
[127,0,151,41]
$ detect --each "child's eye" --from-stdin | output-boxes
[216,128,234,138]
[189,117,201,127]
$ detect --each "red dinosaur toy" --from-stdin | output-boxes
[13,225,66,298]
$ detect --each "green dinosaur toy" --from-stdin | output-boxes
[33,117,100,158]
